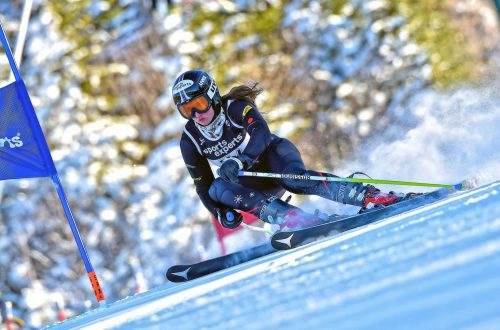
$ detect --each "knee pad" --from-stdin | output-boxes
[208,178,226,203]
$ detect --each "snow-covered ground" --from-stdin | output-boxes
[44,180,500,330]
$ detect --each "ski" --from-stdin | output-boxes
[166,242,276,282]
[271,186,462,250]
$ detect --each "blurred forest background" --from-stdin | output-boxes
[0,0,499,328]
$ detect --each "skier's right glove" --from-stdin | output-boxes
[216,208,243,229]
[219,157,243,183]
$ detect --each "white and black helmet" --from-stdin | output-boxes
[172,70,222,119]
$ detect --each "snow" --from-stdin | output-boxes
[44,181,500,329]
[355,78,500,185]
[0,0,498,328]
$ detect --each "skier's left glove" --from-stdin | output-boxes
[219,157,243,183]
[216,208,243,229]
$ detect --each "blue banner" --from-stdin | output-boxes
[0,80,57,180]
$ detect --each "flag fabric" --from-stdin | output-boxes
[0,79,57,180]
[212,212,260,255]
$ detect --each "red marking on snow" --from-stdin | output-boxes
[58,308,67,321]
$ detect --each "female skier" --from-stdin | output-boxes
[173,70,407,229]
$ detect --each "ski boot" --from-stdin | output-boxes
[359,188,421,213]
[259,197,330,231]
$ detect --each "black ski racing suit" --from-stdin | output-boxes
[179,99,366,219]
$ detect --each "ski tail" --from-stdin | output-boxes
[166,243,276,282]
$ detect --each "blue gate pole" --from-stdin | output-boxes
[51,175,106,303]
[0,20,106,304]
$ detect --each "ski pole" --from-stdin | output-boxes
[238,171,467,190]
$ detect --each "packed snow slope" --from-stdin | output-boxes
[45,180,500,330]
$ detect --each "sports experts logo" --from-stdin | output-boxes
[0,133,24,148]
[202,133,244,157]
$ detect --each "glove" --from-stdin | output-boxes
[216,208,243,229]
[219,157,243,183]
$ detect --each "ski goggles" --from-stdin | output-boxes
[176,94,211,119]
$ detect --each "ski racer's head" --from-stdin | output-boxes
[172,70,222,126]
